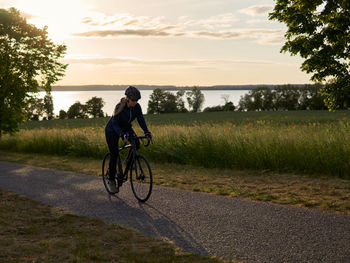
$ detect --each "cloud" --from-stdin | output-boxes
[183,13,238,29]
[73,28,182,37]
[80,13,166,29]
[194,30,240,38]
[72,12,283,45]
[256,31,285,45]
[239,5,273,17]
[75,12,238,36]
[62,56,286,67]
[72,27,284,45]
[195,28,284,44]
[73,27,284,45]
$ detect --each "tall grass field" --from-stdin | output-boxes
[2,110,350,178]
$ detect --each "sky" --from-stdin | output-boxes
[0,0,312,86]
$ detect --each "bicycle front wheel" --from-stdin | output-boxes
[130,154,153,202]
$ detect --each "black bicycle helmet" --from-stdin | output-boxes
[125,86,141,100]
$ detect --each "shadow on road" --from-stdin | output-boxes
[0,162,208,256]
[106,192,208,256]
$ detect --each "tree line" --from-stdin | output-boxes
[24,83,329,122]
[237,84,327,111]
[202,84,328,112]
[25,93,105,120]
[147,84,328,114]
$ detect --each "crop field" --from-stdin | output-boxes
[3,110,350,178]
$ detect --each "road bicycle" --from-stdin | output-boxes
[102,135,153,202]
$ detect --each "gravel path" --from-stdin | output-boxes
[1,161,349,262]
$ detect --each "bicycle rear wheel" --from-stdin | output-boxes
[102,152,119,195]
[130,154,152,202]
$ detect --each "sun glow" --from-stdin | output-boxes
[11,0,91,42]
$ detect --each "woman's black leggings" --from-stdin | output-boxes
[105,128,140,180]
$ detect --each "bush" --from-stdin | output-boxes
[204,102,235,112]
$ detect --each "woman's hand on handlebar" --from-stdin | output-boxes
[145,131,152,140]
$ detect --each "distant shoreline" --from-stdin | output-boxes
[52,84,306,91]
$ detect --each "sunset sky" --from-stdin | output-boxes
[1,0,312,86]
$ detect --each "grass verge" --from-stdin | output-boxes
[0,189,223,263]
[1,151,349,215]
[4,120,350,177]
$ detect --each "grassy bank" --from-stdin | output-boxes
[2,110,350,177]
[0,189,222,263]
[146,122,350,177]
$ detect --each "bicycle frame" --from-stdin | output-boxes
[118,136,151,180]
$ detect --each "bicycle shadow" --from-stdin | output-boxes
[106,192,208,256]
[1,163,207,257]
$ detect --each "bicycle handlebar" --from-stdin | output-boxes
[121,135,152,149]
[137,136,152,147]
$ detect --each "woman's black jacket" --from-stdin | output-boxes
[105,99,149,137]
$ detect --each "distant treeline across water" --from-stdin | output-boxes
[52,84,307,92]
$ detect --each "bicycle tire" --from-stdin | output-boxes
[130,154,153,202]
[102,152,119,195]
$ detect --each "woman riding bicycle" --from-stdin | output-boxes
[105,86,152,193]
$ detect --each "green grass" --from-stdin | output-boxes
[0,189,223,263]
[4,110,350,177]
[146,122,350,177]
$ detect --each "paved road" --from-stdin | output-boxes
[1,161,349,262]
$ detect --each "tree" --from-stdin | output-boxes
[251,86,275,111]
[274,85,300,110]
[186,87,204,112]
[222,101,236,111]
[162,92,178,113]
[269,0,350,110]
[298,83,327,110]
[147,89,187,114]
[24,96,44,120]
[176,90,188,113]
[0,8,67,136]
[238,93,255,111]
[58,110,67,119]
[23,92,54,120]
[43,92,54,120]
[147,89,167,114]
[238,86,274,111]
[67,101,87,119]
[221,94,230,105]
[85,96,105,118]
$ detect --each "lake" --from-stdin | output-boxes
[40,90,250,115]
